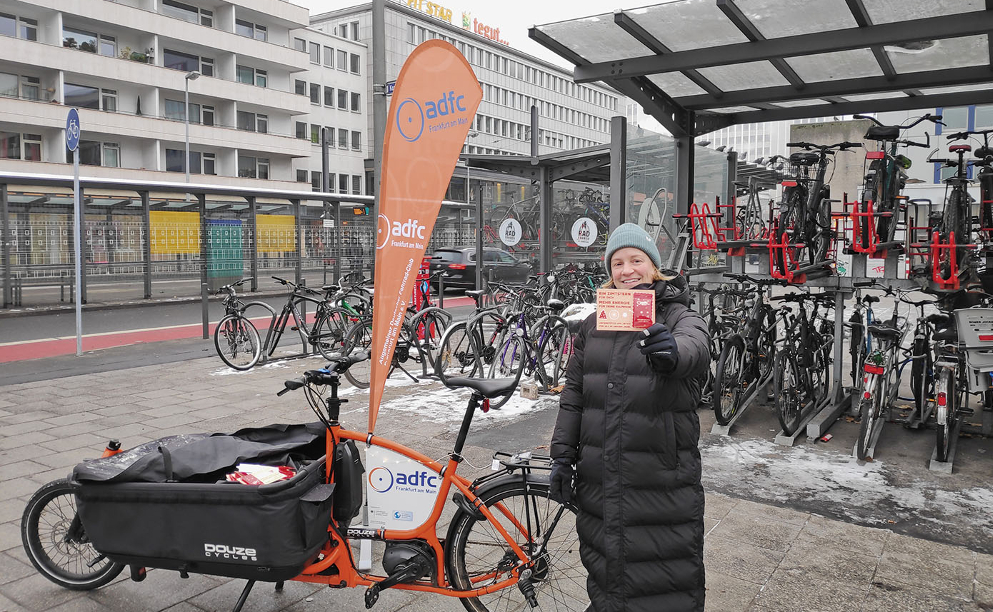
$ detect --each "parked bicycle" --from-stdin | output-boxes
[774,290,836,436]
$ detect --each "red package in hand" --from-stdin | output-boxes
[631,292,655,329]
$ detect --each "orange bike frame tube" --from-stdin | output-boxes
[294,426,532,598]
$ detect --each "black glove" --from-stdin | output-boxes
[639,323,679,371]
[548,459,575,504]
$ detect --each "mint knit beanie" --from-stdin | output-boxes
[604,223,662,274]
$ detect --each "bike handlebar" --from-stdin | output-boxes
[722,273,788,287]
[786,141,861,151]
[855,113,943,130]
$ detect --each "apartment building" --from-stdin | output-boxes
[0,0,366,192]
[311,1,623,161]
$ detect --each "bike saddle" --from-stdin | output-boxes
[789,151,820,166]
[925,313,951,326]
[867,324,901,340]
[863,295,880,304]
[949,144,972,153]
[444,376,519,399]
[865,125,900,141]
[465,289,486,299]
[322,284,340,293]
[934,327,958,342]
[546,298,566,313]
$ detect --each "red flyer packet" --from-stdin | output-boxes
[596,289,656,331]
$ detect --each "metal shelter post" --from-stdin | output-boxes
[293,199,302,285]
[334,201,341,283]
[676,130,695,216]
[476,181,484,290]
[609,115,627,229]
[539,166,552,273]
[724,150,738,230]
[78,186,87,305]
[198,193,208,339]
[141,191,151,299]
[248,196,258,292]
[1,183,9,308]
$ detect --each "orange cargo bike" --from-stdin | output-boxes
[20,354,586,612]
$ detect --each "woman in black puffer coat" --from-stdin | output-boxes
[549,223,709,612]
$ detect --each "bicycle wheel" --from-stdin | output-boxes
[446,480,587,612]
[775,351,804,435]
[809,192,832,265]
[755,309,777,382]
[21,479,125,590]
[313,307,353,361]
[410,310,448,372]
[341,320,373,389]
[856,391,881,461]
[213,314,261,370]
[536,320,571,390]
[487,333,526,409]
[935,368,958,462]
[713,335,745,426]
[909,338,930,423]
[436,322,484,380]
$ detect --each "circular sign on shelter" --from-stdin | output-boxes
[65,109,81,152]
[499,218,522,247]
[571,217,598,247]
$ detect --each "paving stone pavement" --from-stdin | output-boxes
[1,353,991,612]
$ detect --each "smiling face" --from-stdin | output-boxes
[610,247,656,288]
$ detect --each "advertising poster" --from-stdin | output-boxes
[367,40,482,433]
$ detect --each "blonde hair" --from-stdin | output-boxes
[602,266,676,288]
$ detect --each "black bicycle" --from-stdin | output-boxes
[774,291,835,436]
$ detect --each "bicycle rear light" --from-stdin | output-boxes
[866,151,885,160]
[448,264,467,270]
[863,363,884,375]
[937,392,947,407]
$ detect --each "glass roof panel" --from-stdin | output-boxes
[647,72,707,98]
[918,83,993,95]
[887,35,989,73]
[785,49,884,82]
[626,0,748,52]
[533,13,656,63]
[841,91,909,101]
[696,61,791,91]
[709,106,760,114]
[734,0,858,37]
[775,99,838,107]
[862,0,983,24]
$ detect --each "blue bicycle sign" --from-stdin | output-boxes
[65,109,81,152]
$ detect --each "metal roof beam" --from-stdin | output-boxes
[571,11,993,83]
[528,25,590,68]
[609,76,697,137]
[676,64,993,110]
[845,0,898,79]
[717,0,806,89]
[728,88,993,124]
[614,11,725,98]
[548,156,611,182]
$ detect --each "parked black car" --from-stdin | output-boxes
[428,247,532,289]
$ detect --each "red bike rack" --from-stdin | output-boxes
[673,203,722,251]
[849,199,880,255]
[930,231,977,290]
[766,230,807,284]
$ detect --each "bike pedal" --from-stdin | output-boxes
[364,585,380,609]
[291,326,300,331]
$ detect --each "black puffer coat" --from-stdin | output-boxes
[551,276,709,612]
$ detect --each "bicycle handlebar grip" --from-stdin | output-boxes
[277,378,306,396]
[786,142,806,148]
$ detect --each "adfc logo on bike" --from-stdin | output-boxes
[499,218,522,247]
[572,217,597,247]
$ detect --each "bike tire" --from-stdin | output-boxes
[313,307,353,361]
[436,322,484,381]
[909,338,929,424]
[487,333,525,409]
[341,319,373,389]
[935,368,957,462]
[21,479,125,590]
[535,320,571,391]
[856,393,879,461]
[809,191,832,265]
[713,335,745,426]
[775,351,804,435]
[445,480,586,612]
[756,308,777,382]
[213,315,261,370]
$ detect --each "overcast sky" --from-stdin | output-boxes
[295,0,622,69]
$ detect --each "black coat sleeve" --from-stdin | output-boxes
[550,315,590,464]
[648,303,710,379]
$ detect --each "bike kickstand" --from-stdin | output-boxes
[232,579,256,612]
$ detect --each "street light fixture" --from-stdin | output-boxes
[184,71,200,187]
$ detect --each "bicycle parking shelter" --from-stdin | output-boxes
[531,0,993,464]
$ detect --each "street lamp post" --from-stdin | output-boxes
[184,71,200,186]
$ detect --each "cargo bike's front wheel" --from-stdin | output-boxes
[21,478,125,590]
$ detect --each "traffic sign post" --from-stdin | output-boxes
[66,109,83,357]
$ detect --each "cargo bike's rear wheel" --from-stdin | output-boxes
[21,478,125,590]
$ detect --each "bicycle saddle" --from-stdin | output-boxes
[934,327,958,342]
[865,125,900,141]
[863,295,880,304]
[465,289,486,298]
[546,298,566,313]
[789,151,820,166]
[925,313,951,326]
[322,284,340,293]
[444,376,519,399]
[867,324,901,340]
[949,144,972,153]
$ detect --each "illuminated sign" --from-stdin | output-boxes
[403,0,452,23]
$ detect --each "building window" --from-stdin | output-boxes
[236,65,266,87]
[165,99,185,121]
[63,26,98,53]
[337,89,347,110]
[350,92,360,112]
[350,53,360,74]
[294,37,306,52]
[337,49,347,71]
[295,79,306,96]
[23,133,40,160]
[309,41,320,63]
[311,124,320,144]
[296,121,307,139]
[339,173,348,193]
[310,83,320,104]
[338,129,348,149]
[101,89,117,113]
[350,21,359,41]
[103,142,120,168]
[297,169,308,183]
[311,171,322,191]
[69,140,102,166]
[236,19,266,41]
[164,1,212,26]
[165,148,184,172]
[64,83,99,109]
[98,34,116,57]
[20,76,38,101]
[324,46,333,67]
[238,156,268,179]
[164,49,200,72]
[351,130,361,151]
[324,86,334,106]
[200,57,214,77]
[0,13,14,37]
[203,152,215,175]
[352,175,361,195]
[0,72,15,98]
[256,69,267,88]
[202,105,214,126]
[408,23,415,44]
[324,127,335,144]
